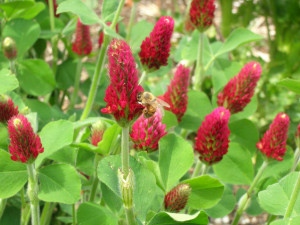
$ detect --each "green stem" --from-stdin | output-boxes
[284,172,300,218]
[231,161,268,225]
[200,164,209,175]
[27,163,40,225]
[193,32,204,90]
[266,215,277,225]
[48,0,58,74]
[138,71,147,85]
[21,204,31,225]
[72,204,76,225]
[89,154,102,202]
[69,58,83,110]
[292,147,300,172]
[0,198,7,220]
[126,1,137,42]
[122,126,130,177]
[125,207,136,225]
[220,0,233,38]
[21,187,26,208]
[111,0,125,30]
[40,202,52,225]
[191,160,202,178]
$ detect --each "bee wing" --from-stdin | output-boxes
[157,104,165,117]
[156,98,170,108]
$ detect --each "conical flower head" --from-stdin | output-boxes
[0,94,19,124]
[159,65,190,122]
[45,0,59,17]
[257,113,290,161]
[98,22,119,48]
[90,120,107,146]
[2,37,17,60]
[139,16,174,71]
[101,39,144,127]
[72,19,92,56]
[195,107,230,165]
[164,184,191,212]
[130,109,167,152]
[190,0,215,31]
[217,62,262,114]
[8,115,44,163]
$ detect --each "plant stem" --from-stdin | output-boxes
[40,202,52,225]
[201,164,209,175]
[89,154,102,202]
[231,161,268,225]
[21,204,31,225]
[266,214,277,225]
[191,160,201,178]
[284,172,300,218]
[0,198,7,220]
[69,58,83,110]
[122,126,130,177]
[292,147,300,172]
[27,163,40,225]
[220,0,233,38]
[72,204,76,225]
[125,207,136,225]
[48,0,58,74]
[111,0,125,29]
[126,1,137,42]
[193,32,204,90]
[138,70,147,85]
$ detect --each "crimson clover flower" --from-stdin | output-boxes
[72,19,92,56]
[90,120,107,146]
[98,22,119,48]
[8,115,44,163]
[0,94,19,124]
[2,37,17,60]
[195,107,231,165]
[139,16,174,71]
[164,184,191,212]
[257,113,290,161]
[159,64,190,122]
[217,62,262,114]
[189,0,216,31]
[101,39,144,127]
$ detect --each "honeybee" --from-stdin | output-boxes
[137,92,170,118]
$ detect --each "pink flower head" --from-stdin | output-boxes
[101,39,144,127]
[72,19,92,56]
[8,115,44,163]
[257,113,290,161]
[98,22,119,48]
[159,65,190,122]
[139,16,174,71]
[164,184,191,212]
[0,94,19,124]
[130,109,167,152]
[217,62,262,114]
[190,0,215,31]
[195,107,230,165]
[90,120,106,146]
[2,37,17,60]
[45,0,59,17]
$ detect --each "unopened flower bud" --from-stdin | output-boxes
[20,106,30,116]
[90,120,107,146]
[118,168,134,209]
[164,184,191,212]
[2,37,17,60]
[0,94,19,124]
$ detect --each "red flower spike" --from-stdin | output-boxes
[0,95,19,124]
[98,22,119,48]
[90,120,107,146]
[2,37,17,60]
[8,115,44,163]
[164,184,191,213]
[195,107,231,165]
[45,0,59,17]
[72,19,92,56]
[217,62,262,114]
[139,16,174,71]
[159,65,190,122]
[190,0,215,31]
[257,113,290,161]
[101,39,144,127]
[130,109,167,152]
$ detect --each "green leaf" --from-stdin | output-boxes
[38,164,81,204]
[0,69,19,94]
[76,149,94,176]
[258,172,300,216]
[162,110,178,130]
[25,99,53,126]
[2,18,41,58]
[101,0,118,21]
[180,90,213,131]
[77,202,118,225]
[56,59,76,90]
[213,142,254,185]
[0,149,27,198]
[159,134,194,192]
[204,185,236,218]
[35,120,74,168]
[12,2,45,20]
[130,20,153,53]
[182,175,224,210]
[270,216,300,225]
[57,0,101,25]
[147,211,209,225]
[215,28,263,57]
[101,183,122,213]
[98,155,157,221]
[98,124,121,155]
[18,59,56,96]
[277,79,300,94]
[0,1,35,19]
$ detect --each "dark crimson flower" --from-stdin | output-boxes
[72,19,92,56]
[195,107,230,165]
[130,109,167,152]
[45,0,59,17]
[139,16,174,71]
[98,22,119,48]
[217,62,262,114]
[90,120,106,146]
[190,0,215,31]
[164,184,191,212]
[159,64,190,122]
[2,37,17,60]
[0,95,19,124]
[8,115,44,163]
[101,40,144,127]
[257,113,290,161]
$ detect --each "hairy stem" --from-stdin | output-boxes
[284,172,300,218]
[27,164,40,225]
[193,32,204,90]
[69,58,83,110]
[89,154,102,202]
[191,160,202,178]
[122,126,130,177]
[126,1,137,42]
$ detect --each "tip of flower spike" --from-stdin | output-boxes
[13,118,22,127]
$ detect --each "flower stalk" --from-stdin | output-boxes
[27,163,40,225]
[191,160,201,178]
[122,127,130,177]
[48,0,58,75]
[193,32,204,90]
[126,1,137,42]
[284,172,300,219]
[69,58,83,110]
[89,154,102,202]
